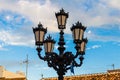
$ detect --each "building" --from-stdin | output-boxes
[0,66,26,80]
[44,69,120,80]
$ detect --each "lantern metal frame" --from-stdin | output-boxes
[33,9,88,80]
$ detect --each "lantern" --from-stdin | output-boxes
[44,35,55,53]
[71,21,86,43]
[79,38,88,54]
[55,8,68,30]
[33,23,47,46]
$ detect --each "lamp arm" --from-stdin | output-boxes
[36,46,46,60]
[38,52,46,60]
[74,56,84,67]
[66,56,84,70]
[65,60,78,71]
[74,52,79,58]
[74,43,80,58]
[74,59,83,67]
[66,66,71,70]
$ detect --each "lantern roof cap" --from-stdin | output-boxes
[55,8,69,18]
[71,21,86,31]
[44,35,55,43]
[33,22,47,33]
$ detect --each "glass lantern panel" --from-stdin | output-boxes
[81,41,85,52]
[35,30,39,42]
[74,28,80,40]
[40,31,44,42]
[79,29,83,40]
[57,16,61,26]
[62,15,66,26]
[47,42,52,53]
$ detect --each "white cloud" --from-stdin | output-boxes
[68,0,120,27]
[87,45,101,50]
[54,45,58,50]
[5,15,13,21]
[0,0,59,32]
[0,0,59,47]
[86,47,91,50]
[0,0,119,29]
[87,30,92,34]
[92,45,101,49]
[104,0,120,9]
[0,30,34,47]
[0,45,6,50]
[0,0,119,30]
[0,0,120,47]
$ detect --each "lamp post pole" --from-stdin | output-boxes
[33,9,88,80]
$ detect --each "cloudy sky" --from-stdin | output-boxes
[0,0,120,80]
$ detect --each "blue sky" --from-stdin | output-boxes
[0,0,120,80]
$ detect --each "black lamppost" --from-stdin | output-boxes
[33,9,88,80]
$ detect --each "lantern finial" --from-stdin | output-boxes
[38,22,43,28]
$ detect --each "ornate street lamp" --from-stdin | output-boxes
[33,9,88,80]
